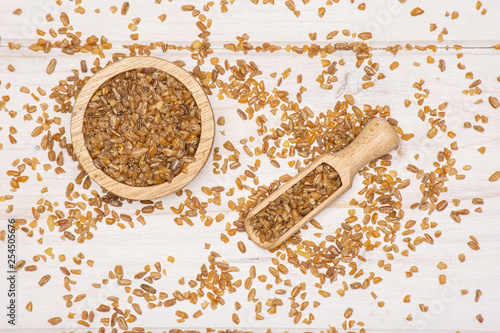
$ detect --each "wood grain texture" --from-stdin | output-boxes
[245,118,399,249]
[1,0,500,331]
[70,56,215,200]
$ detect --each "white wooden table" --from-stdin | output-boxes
[1,1,500,332]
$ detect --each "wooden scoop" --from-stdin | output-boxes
[244,117,399,249]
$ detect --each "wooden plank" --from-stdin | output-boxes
[0,0,499,331]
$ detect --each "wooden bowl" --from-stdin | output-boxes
[70,56,214,200]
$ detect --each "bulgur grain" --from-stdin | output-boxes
[48,317,62,325]
[121,2,130,15]
[489,171,500,182]
[83,68,201,187]
[248,163,341,244]
[38,274,51,286]
[475,289,482,302]
[411,7,424,16]
[46,59,57,74]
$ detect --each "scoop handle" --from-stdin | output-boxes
[334,118,399,175]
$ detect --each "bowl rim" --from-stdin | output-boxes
[70,56,215,200]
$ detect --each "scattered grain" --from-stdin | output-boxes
[48,317,62,326]
[46,59,57,74]
[121,2,130,15]
[489,171,500,182]
[411,7,424,16]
